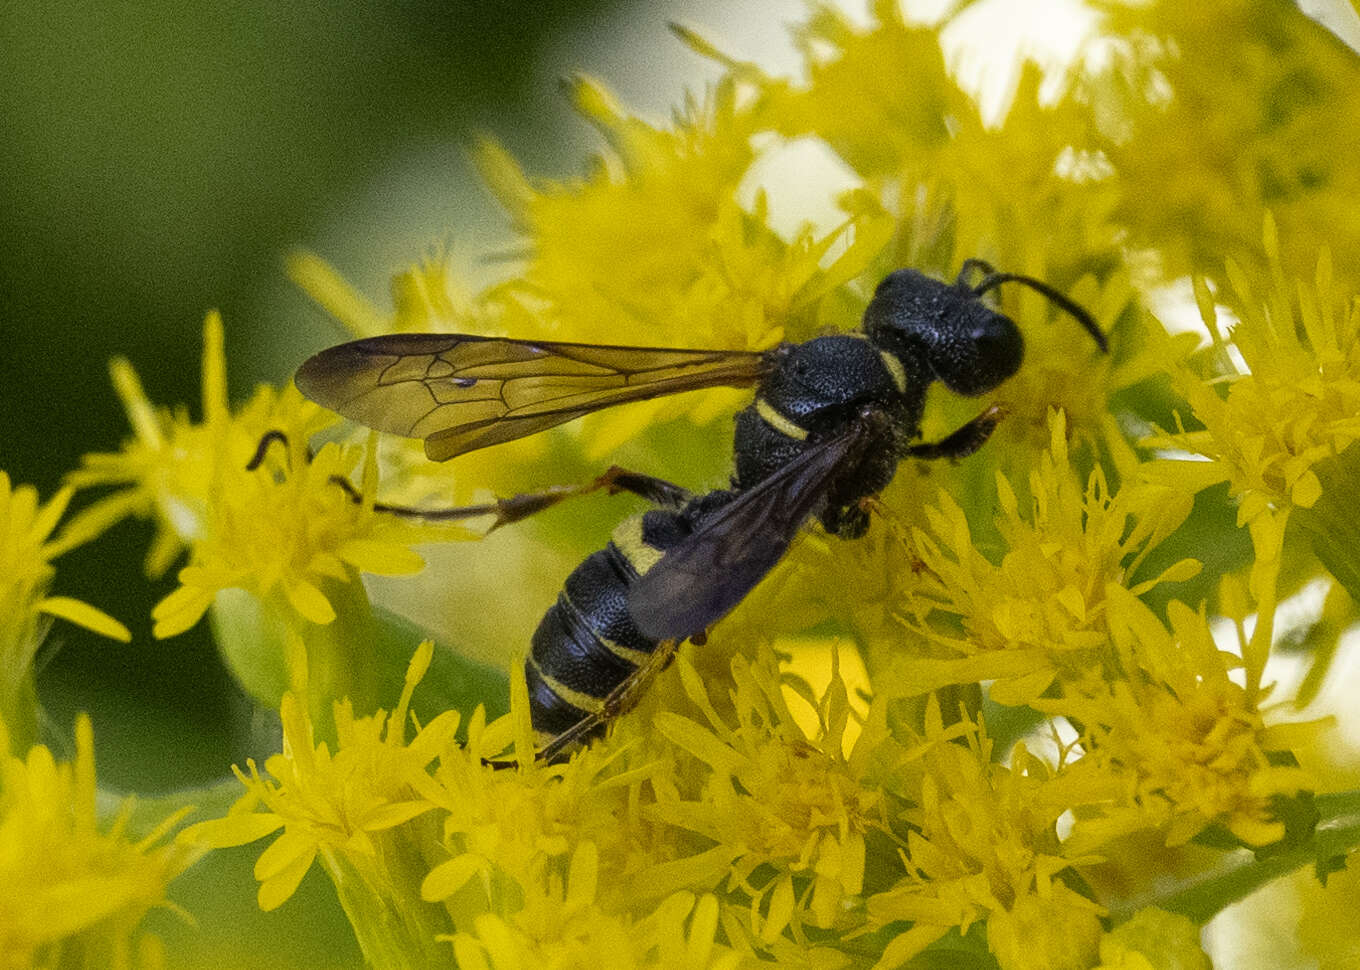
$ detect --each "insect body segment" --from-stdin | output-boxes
[294,264,1108,761]
[524,488,741,759]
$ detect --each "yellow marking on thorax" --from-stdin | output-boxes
[879,350,908,394]
[611,516,666,575]
[755,396,809,441]
[528,653,606,714]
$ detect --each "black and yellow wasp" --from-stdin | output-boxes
[294,262,1106,761]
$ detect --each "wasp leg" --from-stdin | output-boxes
[905,404,1008,461]
[334,463,691,530]
[484,637,684,769]
[247,430,691,527]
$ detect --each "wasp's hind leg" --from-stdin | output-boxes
[905,404,1008,462]
[247,429,693,528]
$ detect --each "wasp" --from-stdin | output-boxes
[294,261,1106,761]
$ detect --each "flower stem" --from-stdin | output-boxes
[1106,790,1360,924]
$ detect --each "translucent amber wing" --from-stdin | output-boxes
[295,333,768,460]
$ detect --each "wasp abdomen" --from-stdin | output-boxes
[525,510,686,744]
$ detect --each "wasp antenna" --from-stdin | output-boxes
[972,272,1108,353]
[955,258,997,284]
[246,429,292,471]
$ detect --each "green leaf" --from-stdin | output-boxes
[368,607,510,730]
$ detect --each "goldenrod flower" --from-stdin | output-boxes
[1147,225,1360,530]
[1061,587,1321,849]
[1093,907,1211,970]
[866,697,1105,970]
[473,74,889,459]
[642,650,872,942]
[0,471,130,752]
[900,409,1198,705]
[64,312,248,578]
[146,429,429,641]
[1094,0,1360,290]
[179,642,459,965]
[0,715,196,970]
[444,877,745,970]
[69,310,465,718]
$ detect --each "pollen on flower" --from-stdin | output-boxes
[0,715,197,969]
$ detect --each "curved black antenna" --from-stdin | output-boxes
[956,259,1108,353]
[974,271,1108,353]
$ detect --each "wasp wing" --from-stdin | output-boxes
[627,420,882,642]
[295,333,768,460]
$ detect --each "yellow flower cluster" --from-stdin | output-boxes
[68,312,470,719]
[0,471,129,752]
[26,0,1360,967]
[865,697,1106,970]
[0,716,196,970]
[904,410,1199,703]
[1148,223,1360,533]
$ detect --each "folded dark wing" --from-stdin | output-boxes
[627,420,880,642]
[295,333,769,460]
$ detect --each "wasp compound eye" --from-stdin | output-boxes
[935,307,1024,396]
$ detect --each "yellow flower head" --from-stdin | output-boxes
[1094,0,1360,291]
[147,426,432,641]
[65,312,463,656]
[643,649,873,943]
[473,74,888,459]
[179,641,458,914]
[1149,224,1360,528]
[901,409,1198,705]
[1093,907,1211,970]
[0,715,196,970]
[65,312,249,578]
[420,660,658,928]
[866,697,1105,970]
[0,472,130,751]
[1062,586,1321,849]
[444,878,746,970]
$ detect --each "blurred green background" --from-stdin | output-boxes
[2,0,805,787]
[2,0,624,788]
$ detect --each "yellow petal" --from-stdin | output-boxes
[178,813,284,848]
[422,854,488,902]
[258,847,316,912]
[337,539,425,575]
[357,800,436,833]
[255,829,318,882]
[37,596,131,642]
[283,578,336,625]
